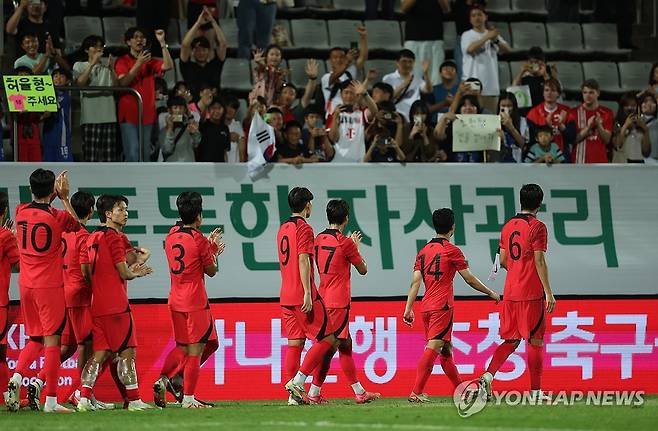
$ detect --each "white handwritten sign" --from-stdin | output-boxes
[453,114,501,152]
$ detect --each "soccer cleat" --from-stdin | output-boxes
[355,391,381,404]
[44,403,75,413]
[166,377,184,404]
[197,399,215,407]
[76,397,96,412]
[6,376,21,412]
[181,399,211,409]
[68,391,80,407]
[287,395,299,406]
[530,389,552,403]
[478,375,493,401]
[27,380,43,411]
[127,399,154,411]
[153,377,168,408]
[284,379,309,405]
[307,394,329,405]
[408,392,430,403]
[93,399,116,410]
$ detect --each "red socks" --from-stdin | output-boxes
[300,340,333,376]
[440,353,462,389]
[311,350,333,387]
[161,347,186,379]
[487,341,518,375]
[0,359,8,393]
[284,345,304,382]
[16,340,43,376]
[412,348,439,395]
[338,343,358,385]
[107,359,128,402]
[183,355,201,396]
[43,346,60,397]
[528,344,544,390]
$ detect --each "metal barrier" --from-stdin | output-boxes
[10,85,144,162]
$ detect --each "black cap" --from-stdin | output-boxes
[439,59,457,71]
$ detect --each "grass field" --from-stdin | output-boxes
[1,397,656,431]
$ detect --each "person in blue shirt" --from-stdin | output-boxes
[429,60,460,122]
[42,69,73,162]
[525,125,565,164]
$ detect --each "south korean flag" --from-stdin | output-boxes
[247,112,276,179]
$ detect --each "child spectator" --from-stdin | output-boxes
[279,59,319,124]
[197,98,230,162]
[73,35,120,162]
[496,92,528,163]
[13,66,44,161]
[249,44,286,106]
[221,95,246,163]
[160,96,201,162]
[364,130,406,162]
[383,49,432,121]
[429,59,460,122]
[14,33,67,75]
[613,92,651,163]
[41,69,72,162]
[302,105,334,162]
[525,125,565,164]
[640,93,657,163]
[273,120,318,164]
[511,47,554,113]
[571,79,613,163]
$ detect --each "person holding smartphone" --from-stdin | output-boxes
[5,0,60,56]
[613,92,651,163]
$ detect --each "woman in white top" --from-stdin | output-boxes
[496,92,528,163]
[613,92,651,163]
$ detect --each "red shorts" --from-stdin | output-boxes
[0,307,8,345]
[92,311,137,353]
[20,286,66,337]
[61,306,93,346]
[171,308,217,345]
[422,308,454,342]
[281,298,329,341]
[327,307,350,339]
[499,299,546,341]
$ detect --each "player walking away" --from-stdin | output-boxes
[478,184,556,401]
[76,195,154,412]
[1,191,20,407]
[7,169,81,413]
[278,187,337,405]
[152,192,225,409]
[404,208,500,403]
[29,192,112,410]
[308,199,380,405]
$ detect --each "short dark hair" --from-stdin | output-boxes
[124,26,146,42]
[304,104,323,117]
[14,66,33,75]
[29,168,56,199]
[0,191,8,216]
[432,208,455,234]
[288,187,313,213]
[70,191,95,219]
[372,82,394,99]
[326,199,349,225]
[191,36,211,49]
[397,49,415,61]
[338,79,353,92]
[581,79,600,91]
[96,194,109,223]
[266,106,283,115]
[97,194,128,223]
[221,94,240,110]
[176,191,203,225]
[536,125,553,136]
[52,68,72,81]
[284,120,302,132]
[527,46,545,62]
[377,100,396,113]
[520,184,543,211]
[329,47,346,56]
[20,32,39,42]
[543,77,562,94]
[167,95,187,108]
[81,35,105,52]
[649,62,658,86]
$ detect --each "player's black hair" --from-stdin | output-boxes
[432,208,455,235]
[326,199,349,226]
[288,187,313,213]
[536,125,553,136]
[29,168,56,199]
[81,35,105,52]
[396,49,416,61]
[71,191,95,220]
[0,191,8,217]
[96,194,109,223]
[176,191,203,225]
[520,184,544,211]
[98,195,129,222]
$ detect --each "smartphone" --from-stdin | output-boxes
[413,115,423,126]
[171,114,183,123]
[342,105,353,113]
[29,0,41,5]
[350,41,358,50]
[500,106,512,115]
[467,81,481,92]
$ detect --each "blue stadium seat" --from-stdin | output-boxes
[366,59,397,78]
[221,58,253,92]
[333,0,365,12]
[511,0,547,14]
[489,22,512,46]
[287,58,327,88]
[443,21,457,50]
[582,23,631,55]
[219,19,239,49]
[486,0,512,14]
[498,61,511,89]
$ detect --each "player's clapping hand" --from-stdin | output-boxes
[301,292,313,313]
[208,228,226,256]
[3,218,14,234]
[130,262,153,277]
[402,308,415,327]
[55,171,70,200]
[546,293,556,313]
[349,231,363,247]
[133,247,151,263]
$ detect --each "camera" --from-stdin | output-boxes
[342,104,353,113]
[413,115,423,126]
[382,111,394,121]
[466,81,481,92]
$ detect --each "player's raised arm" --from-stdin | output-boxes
[403,270,422,326]
[205,228,225,277]
[350,231,368,275]
[55,171,81,224]
[458,268,500,303]
[534,250,556,312]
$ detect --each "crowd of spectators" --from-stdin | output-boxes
[1,0,656,165]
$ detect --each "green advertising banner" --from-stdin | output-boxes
[2,75,58,112]
[1,163,655,299]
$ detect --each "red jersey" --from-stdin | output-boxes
[165,225,219,312]
[114,55,163,124]
[277,216,317,306]
[315,229,363,309]
[570,104,614,163]
[62,226,91,307]
[0,227,19,306]
[87,227,132,317]
[499,213,548,301]
[413,238,468,312]
[15,202,79,289]
[526,102,574,152]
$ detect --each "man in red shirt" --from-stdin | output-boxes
[526,78,576,157]
[278,187,337,405]
[152,192,224,409]
[404,208,499,403]
[307,200,380,404]
[0,191,19,407]
[7,169,80,413]
[478,184,556,401]
[115,27,173,162]
[570,79,613,163]
[77,195,153,412]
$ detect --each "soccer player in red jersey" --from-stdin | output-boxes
[278,187,337,405]
[153,192,224,409]
[404,208,500,403]
[76,195,154,412]
[1,191,20,407]
[478,184,556,401]
[570,79,614,163]
[7,169,81,413]
[307,199,380,404]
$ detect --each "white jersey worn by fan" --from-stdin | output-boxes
[321,64,358,118]
[328,109,367,163]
